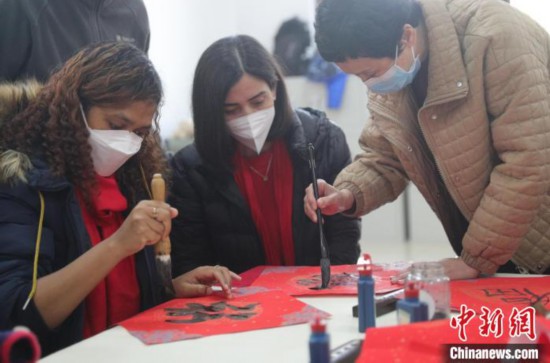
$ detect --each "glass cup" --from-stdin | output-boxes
[406,261,450,320]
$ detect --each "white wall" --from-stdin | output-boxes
[512,1,550,32]
[143,0,315,139]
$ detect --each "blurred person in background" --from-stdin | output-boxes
[0,0,150,82]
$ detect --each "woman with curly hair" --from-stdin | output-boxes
[0,42,238,355]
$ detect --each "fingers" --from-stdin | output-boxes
[141,201,175,241]
[176,282,213,298]
[439,258,479,280]
[230,271,242,281]
[173,265,242,299]
[304,179,342,222]
[316,179,328,195]
[201,265,241,298]
[317,193,338,210]
[211,265,235,298]
[315,180,335,210]
[304,184,318,222]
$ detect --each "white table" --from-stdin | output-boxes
[41,296,397,363]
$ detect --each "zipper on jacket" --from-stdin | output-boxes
[66,191,92,255]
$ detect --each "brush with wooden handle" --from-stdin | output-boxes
[151,173,176,298]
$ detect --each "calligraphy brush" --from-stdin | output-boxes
[307,143,331,289]
[151,173,176,298]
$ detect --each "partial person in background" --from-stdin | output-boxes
[0,0,150,82]
[169,35,361,275]
[306,0,550,278]
[0,42,238,356]
[273,17,312,76]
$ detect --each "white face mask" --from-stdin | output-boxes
[226,107,275,154]
[80,104,143,176]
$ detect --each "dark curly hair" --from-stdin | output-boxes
[315,0,422,62]
[0,42,166,208]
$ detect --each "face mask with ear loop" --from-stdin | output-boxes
[226,106,276,155]
[80,104,144,176]
[364,45,421,94]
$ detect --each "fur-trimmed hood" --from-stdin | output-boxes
[0,150,32,184]
[0,80,42,126]
[0,81,43,185]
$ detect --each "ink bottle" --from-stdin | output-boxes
[309,317,330,363]
[406,261,450,320]
[396,281,429,324]
[357,254,376,333]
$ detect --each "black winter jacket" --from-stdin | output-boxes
[169,108,361,275]
[0,152,163,356]
[0,0,150,82]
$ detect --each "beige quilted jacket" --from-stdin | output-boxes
[335,0,550,274]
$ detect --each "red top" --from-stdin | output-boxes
[77,175,141,338]
[233,139,295,265]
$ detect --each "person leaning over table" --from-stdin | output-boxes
[305,0,550,279]
[0,42,239,356]
[169,35,361,275]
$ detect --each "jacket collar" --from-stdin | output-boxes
[0,150,71,191]
[284,110,311,167]
[28,160,71,191]
[421,0,469,107]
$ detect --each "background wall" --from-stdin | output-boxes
[143,0,315,139]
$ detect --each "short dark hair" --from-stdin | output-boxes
[192,35,294,171]
[315,0,422,62]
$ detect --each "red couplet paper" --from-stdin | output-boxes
[450,276,550,314]
[249,264,401,296]
[119,288,330,345]
[233,266,266,287]
[357,317,550,363]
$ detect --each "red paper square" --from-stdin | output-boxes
[119,288,330,345]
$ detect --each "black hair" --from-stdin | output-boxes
[192,35,294,171]
[315,0,423,62]
[273,17,312,76]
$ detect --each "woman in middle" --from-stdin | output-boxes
[169,35,360,275]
